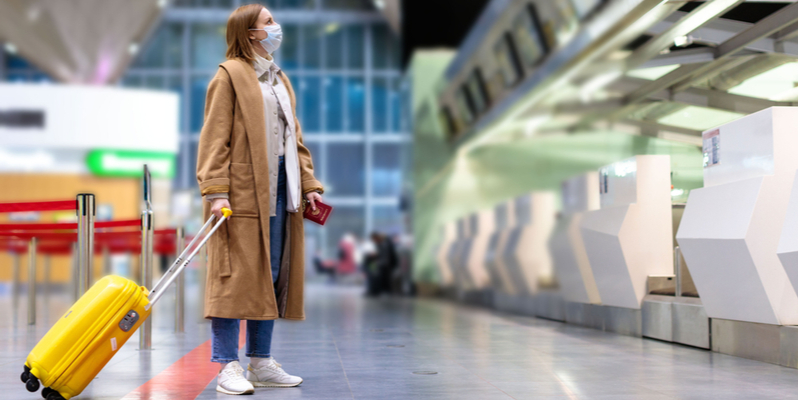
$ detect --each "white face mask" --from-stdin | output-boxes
[250,24,283,54]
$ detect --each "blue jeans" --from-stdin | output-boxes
[211,156,287,363]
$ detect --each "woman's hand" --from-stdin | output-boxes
[305,191,322,211]
[211,198,231,219]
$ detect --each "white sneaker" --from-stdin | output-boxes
[216,361,255,395]
[246,357,303,387]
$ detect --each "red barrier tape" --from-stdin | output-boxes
[0,219,141,231]
[0,200,76,213]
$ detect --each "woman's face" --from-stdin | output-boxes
[248,7,277,42]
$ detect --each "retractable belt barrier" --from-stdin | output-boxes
[0,195,191,330]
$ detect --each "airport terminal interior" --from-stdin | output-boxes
[0,0,799,399]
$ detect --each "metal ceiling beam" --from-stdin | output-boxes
[618,118,703,137]
[638,47,716,69]
[673,2,798,91]
[648,11,798,56]
[626,0,744,68]
[717,3,798,57]
[773,22,798,42]
[564,0,744,130]
[608,75,793,113]
[455,0,684,147]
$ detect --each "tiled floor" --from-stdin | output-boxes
[1,282,797,399]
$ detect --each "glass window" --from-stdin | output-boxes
[325,205,365,259]
[6,52,32,69]
[191,23,227,69]
[389,77,402,132]
[133,23,182,69]
[190,75,211,133]
[345,26,364,69]
[325,25,344,69]
[371,25,389,69]
[299,76,321,132]
[187,140,199,189]
[122,75,143,87]
[324,76,344,132]
[167,76,185,132]
[370,25,399,69]
[166,23,183,68]
[372,77,388,132]
[302,25,322,69]
[323,0,373,9]
[133,27,167,68]
[346,77,365,132]
[303,142,322,180]
[279,25,299,69]
[273,0,315,9]
[144,76,165,90]
[372,144,402,196]
[372,205,403,235]
[326,143,364,196]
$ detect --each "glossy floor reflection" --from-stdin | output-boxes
[1,282,797,399]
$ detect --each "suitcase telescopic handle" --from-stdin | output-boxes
[146,207,232,308]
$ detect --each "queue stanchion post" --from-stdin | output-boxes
[70,242,79,302]
[44,254,50,302]
[87,194,95,289]
[12,252,20,308]
[175,227,185,333]
[27,237,37,325]
[76,194,96,296]
[139,210,154,350]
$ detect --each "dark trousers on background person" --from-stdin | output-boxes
[210,156,287,363]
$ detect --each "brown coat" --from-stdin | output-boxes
[196,58,323,321]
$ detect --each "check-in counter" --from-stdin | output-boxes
[500,192,557,296]
[581,155,674,310]
[778,171,798,294]
[461,210,494,291]
[677,107,798,326]
[550,173,601,304]
[435,222,456,286]
[447,218,470,290]
[486,201,514,295]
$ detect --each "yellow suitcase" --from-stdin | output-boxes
[21,208,231,400]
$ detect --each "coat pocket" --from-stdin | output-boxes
[229,163,259,217]
[209,221,231,278]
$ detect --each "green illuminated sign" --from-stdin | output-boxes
[86,149,175,178]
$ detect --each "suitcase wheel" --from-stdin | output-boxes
[42,387,54,399]
[21,365,31,383]
[26,376,40,392]
[46,391,65,400]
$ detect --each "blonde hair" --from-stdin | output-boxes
[225,3,263,63]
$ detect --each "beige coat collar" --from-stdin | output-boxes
[219,58,302,213]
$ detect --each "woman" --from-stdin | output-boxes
[196,3,324,395]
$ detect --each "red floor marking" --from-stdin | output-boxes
[120,320,247,400]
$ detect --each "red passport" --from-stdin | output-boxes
[303,200,333,225]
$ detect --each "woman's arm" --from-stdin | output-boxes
[197,68,235,202]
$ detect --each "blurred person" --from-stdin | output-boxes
[312,249,336,282]
[362,235,380,296]
[196,3,324,395]
[370,232,398,296]
[337,232,358,275]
